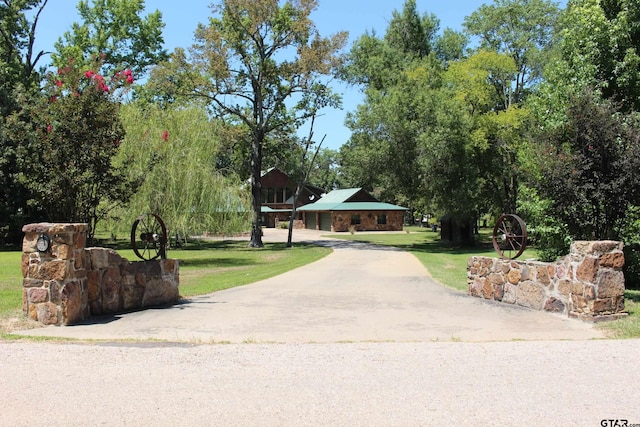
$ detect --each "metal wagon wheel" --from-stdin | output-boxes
[492,214,527,260]
[131,213,167,260]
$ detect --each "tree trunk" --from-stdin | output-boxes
[287,184,302,247]
[248,136,264,248]
[440,215,475,246]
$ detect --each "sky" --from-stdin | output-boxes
[32,0,567,150]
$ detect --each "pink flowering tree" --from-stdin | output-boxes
[15,58,142,240]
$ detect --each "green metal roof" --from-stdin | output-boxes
[298,188,407,212]
[261,206,291,213]
[315,188,362,204]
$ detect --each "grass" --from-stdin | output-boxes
[0,238,331,335]
[0,251,33,338]
[164,240,331,296]
[599,290,640,339]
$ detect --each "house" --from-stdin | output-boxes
[297,188,407,232]
[259,167,324,228]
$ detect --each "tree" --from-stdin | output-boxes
[463,0,560,105]
[384,0,439,59]
[339,1,445,210]
[52,0,167,78]
[156,0,347,247]
[536,89,640,241]
[0,0,49,244]
[434,28,468,64]
[306,147,340,191]
[445,50,531,215]
[7,60,139,240]
[0,0,49,92]
[552,0,640,112]
[108,102,251,241]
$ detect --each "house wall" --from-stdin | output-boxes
[305,211,403,232]
[467,240,627,321]
[333,211,404,232]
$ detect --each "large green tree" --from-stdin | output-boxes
[554,0,640,112]
[0,0,49,93]
[0,0,50,244]
[52,0,167,78]
[154,0,347,247]
[339,1,444,211]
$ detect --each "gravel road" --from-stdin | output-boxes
[1,340,639,426]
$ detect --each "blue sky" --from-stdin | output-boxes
[33,0,566,150]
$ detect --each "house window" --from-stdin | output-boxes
[351,214,361,225]
[275,187,285,203]
[377,214,387,225]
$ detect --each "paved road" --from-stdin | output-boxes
[14,228,602,343]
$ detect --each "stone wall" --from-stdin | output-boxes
[467,241,627,321]
[332,211,404,232]
[22,223,179,326]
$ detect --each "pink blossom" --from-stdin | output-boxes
[46,125,53,133]
[49,96,57,103]
[84,70,95,78]
[54,80,63,87]
[126,75,134,84]
[161,130,169,142]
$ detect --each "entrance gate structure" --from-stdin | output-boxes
[22,222,179,326]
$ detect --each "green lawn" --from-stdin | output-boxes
[165,240,331,296]
[0,251,23,316]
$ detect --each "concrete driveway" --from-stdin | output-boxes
[14,228,603,342]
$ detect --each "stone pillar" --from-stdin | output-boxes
[22,223,89,325]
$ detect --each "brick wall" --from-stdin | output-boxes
[332,211,404,232]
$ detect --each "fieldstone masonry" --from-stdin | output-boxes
[467,241,627,321]
[22,223,179,326]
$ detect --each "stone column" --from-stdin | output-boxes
[22,223,89,325]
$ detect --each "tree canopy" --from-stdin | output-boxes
[52,0,167,78]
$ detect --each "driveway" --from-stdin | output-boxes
[7,229,637,426]
[14,228,602,343]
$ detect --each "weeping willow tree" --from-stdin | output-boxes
[101,102,251,240]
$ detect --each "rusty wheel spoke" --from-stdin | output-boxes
[492,214,528,260]
[131,213,168,261]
